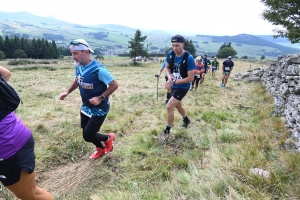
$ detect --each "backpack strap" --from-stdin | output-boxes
[169,50,190,79]
[169,51,175,73]
[180,51,190,78]
[182,51,190,65]
[0,74,22,113]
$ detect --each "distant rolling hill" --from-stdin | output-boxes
[194,34,300,57]
[0,11,299,59]
[257,35,300,50]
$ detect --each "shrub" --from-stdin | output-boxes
[13,49,27,58]
[8,60,33,65]
[0,51,5,60]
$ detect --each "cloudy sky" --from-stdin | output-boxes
[0,0,277,36]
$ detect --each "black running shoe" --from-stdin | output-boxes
[181,118,191,128]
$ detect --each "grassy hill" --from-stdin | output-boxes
[0,58,299,199]
[0,11,299,59]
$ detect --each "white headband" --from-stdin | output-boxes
[70,44,94,53]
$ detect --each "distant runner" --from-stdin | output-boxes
[190,56,204,91]
[221,56,234,88]
[200,54,211,85]
[211,57,219,78]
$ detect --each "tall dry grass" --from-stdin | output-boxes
[1,58,299,200]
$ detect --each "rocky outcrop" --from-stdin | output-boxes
[233,53,300,151]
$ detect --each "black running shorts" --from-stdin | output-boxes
[0,134,35,186]
[171,88,189,101]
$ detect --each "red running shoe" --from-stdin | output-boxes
[90,147,105,160]
[105,133,116,153]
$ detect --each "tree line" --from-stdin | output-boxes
[0,35,61,59]
[128,29,238,63]
[128,29,198,64]
[0,30,239,61]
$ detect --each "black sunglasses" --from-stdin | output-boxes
[70,40,89,48]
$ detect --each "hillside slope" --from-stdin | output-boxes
[0,11,299,58]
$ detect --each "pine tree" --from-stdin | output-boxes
[184,39,196,57]
[128,29,148,64]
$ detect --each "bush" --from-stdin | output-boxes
[38,61,50,64]
[0,51,5,60]
[13,49,27,58]
[95,55,104,60]
[216,47,237,58]
[7,60,51,65]
[8,60,33,65]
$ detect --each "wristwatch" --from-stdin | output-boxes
[99,95,105,101]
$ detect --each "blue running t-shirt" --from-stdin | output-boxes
[166,50,195,89]
[75,60,114,117]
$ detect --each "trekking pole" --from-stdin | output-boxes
[155,74,159,102]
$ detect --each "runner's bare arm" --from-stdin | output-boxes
[0,66,11,81]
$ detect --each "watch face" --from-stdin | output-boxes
[100,95,105,100]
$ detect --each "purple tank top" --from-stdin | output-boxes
[0,112,31,160]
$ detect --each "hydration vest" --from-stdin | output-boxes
[169,51,190,79]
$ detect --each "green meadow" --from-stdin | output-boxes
[0,57,299,200]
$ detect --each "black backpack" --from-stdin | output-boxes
[169,50,190,79]
[0,74,22,112]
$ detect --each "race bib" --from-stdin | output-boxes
[172,72,182,80]
[225,67,231,71]
[196,74,201,78]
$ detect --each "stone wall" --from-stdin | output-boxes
[233,53,300,151]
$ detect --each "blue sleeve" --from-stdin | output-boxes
[161,61,166,69]
[166,50,172,64]
[98,67,114,85]
[187,55,195,71]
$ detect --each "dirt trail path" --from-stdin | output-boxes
[37,153,101,198]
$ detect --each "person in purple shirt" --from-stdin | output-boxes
[0,66,53,200]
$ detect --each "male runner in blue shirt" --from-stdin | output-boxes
[162,35,195,135]
[60,39,118,160]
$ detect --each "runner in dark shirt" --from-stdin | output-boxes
[221,56,234,88]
